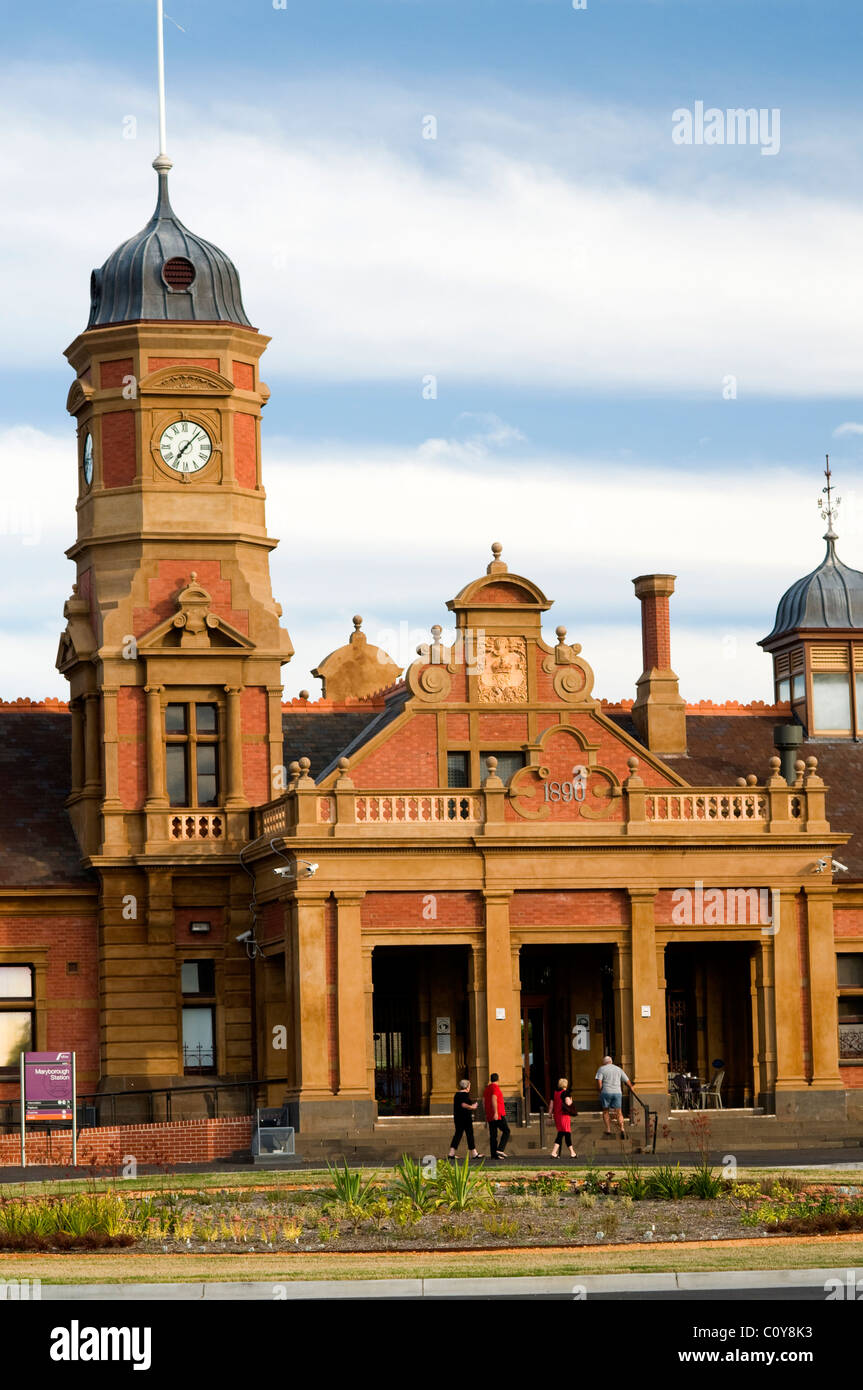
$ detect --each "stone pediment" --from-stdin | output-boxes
[138,365,235,397]
[137,574,254,652]
[66,378,95,417]
[55,586,97,672]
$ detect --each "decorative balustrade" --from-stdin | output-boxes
[252,773,826,839]
[169,812,224,841]
[353,793,483,825]
[645,791,770,823]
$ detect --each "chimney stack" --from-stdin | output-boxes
[631,574,687,754]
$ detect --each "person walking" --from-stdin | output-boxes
[483,1072,510,1160]
[548,1076,577,1159]
[595,1054,634,1138]
[448,1078,481,1159]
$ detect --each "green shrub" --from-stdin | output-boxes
[686,1165,725,1200]
[618,1168,648,1200]
[327,1159,379,1212]
[391,1155,441,1213]
[437,1156,494,1212]
[645,1163,689,1200]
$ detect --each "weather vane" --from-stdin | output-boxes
[818,455,840,538]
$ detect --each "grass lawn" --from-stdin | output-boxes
[2,1238,863,1283]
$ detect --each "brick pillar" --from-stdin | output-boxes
[631,574,686,754]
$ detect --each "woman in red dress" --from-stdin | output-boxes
[549,1076,577,1159]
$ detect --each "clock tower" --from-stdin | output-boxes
[57,150,293,1089]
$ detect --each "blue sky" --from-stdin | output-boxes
[2,0,863,702]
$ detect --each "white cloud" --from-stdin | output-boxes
[2,420,850,703]
[833,422,863,437]
[3,66,863,394]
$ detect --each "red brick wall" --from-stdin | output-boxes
[475,583,534,604]
[362,892,482,930]
[0,1117,252,1168]
[147,357,220,372]
[260,902,285,943]
[117,686,146,810]
[835,908,863,938]
[478,713,528,742]
[350,713,439,788]
[234,413,257,489]
[0,914,99,1093]
[174,907,224,944]
[241,687,270,803]
[232,361,255,390]
[101,411,136,488]
[840,1067,863,1089]
[100,358,134,389]
[510,890,628,927]
[133,561,249,638]
[447,713,470,741]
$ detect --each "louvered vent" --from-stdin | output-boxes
[162,257,196,290]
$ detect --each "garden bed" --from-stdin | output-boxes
[1,1162,861,1255]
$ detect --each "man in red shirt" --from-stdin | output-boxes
[483,1073,510,1160]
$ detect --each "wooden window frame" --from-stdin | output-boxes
[165,697,223,808]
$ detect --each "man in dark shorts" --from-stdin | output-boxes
[448,1078,481,1159]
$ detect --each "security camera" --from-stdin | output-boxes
[274,860,319,879]
[832,859,849,873]
[813,859,828,873]
[235,930,253,942]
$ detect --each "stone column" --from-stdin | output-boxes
[628,888,667,1107]
[82,691,101,794]
[224,685,246,808]
[101,686,122,807]
[287,890,334,1129]
[334,894,375,1125]
[804,887,844,1110]
[144,684,167,807]
[467,944,486,1100]
[69,697,84,796]
[614,941,634,1082]
[362,943,376,1103]
[483,890,521,1099]
[773,891,807,1114]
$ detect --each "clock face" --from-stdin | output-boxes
[159,420,213,474]
[82,433,93,487]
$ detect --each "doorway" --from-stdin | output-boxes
[521,997,550,1112]
[372,946,470,1115]
[664,943,756,1107]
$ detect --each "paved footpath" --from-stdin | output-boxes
[32,1266,863,1300]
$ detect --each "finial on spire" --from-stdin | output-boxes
[152,1,173,177]
[818,454,840,542]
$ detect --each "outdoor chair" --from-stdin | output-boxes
[700,1069,725,1109]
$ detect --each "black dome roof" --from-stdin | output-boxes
[764,533,863,640]
[87,171,251,329]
